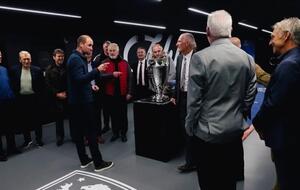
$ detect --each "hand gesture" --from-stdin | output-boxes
[113,71,122,78]
[91,84,100,91]
[170,98,176,105]
[56,91,67,99]
[97,62,109,72]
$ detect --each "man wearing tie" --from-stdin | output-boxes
[134,47,152,100]
[171,33,197,173]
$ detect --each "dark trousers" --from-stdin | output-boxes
[0,134,17,155]
[272,148,300,190]
[17,94,42,142]
[102,93,110,128]
[69,103,103,167]
[236,139,244,179]
[192,136,238,190]
[23,129,42,143]
[178,91,194,166]
[107,95,128,136]
[55,119,65,140]
[93,92,102,136]
[0,100,17,153]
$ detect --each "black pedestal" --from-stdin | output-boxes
[133,100,183,162]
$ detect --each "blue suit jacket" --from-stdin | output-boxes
[67,50,100,104]
[253,47,300,149]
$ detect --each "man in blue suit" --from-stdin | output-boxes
[67,35,113,172]
[253,17,300,189]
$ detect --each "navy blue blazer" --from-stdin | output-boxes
[67,50,101,104]
[253,47,300,149]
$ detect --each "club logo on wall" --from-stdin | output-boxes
[36,170,136,190]
[123,34,179,63]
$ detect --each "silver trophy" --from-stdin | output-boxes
[147,56,170,103]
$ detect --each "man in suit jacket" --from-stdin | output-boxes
[93,40,111,133]
[10,51,45,148]
[102,43,133,143]
[45,48,68,147]
[253,17,300,189]
[133,47,152,100]
[67,35,113,172]
[186,10,256,189]
[170,33,197,173]
[0,50,21,161]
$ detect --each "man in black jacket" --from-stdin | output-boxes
[45,48,68,146]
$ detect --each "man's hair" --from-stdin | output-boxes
[19,50,31,58]
[76,35,90,47]
[137,47,146,52]
[151,43,163,52]
[108,43,119,51]
[53,48,64,56]
[103,40,111,45]
[273,17,300,46]
[182,33,197,50]
[207,10,232,38]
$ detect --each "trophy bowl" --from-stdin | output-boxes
[147,56,170,103]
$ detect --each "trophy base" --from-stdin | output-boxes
[135,95,170,105]
[151,94,170,103]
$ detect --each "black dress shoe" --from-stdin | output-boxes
[102,126,110,134]
[0,154,8,162]
[56,140,64,147]
[7,148,22,155]
[110,134,119,142]
[121,135,127,142]
[177,164,197,173]
[36,140,44,147]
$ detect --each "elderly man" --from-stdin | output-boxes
[253,17,300,190]
[171,33,197,173]
[186,10,256,189]
[10,50,45,148]
[102,43,133,142]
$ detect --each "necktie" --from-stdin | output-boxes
[138,61,143,85]
[180,57,187,91]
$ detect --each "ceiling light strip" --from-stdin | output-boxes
[180,29,206,35]
[114,20,166,29]
[238,22,258,30]
[0,5,81,18]
[188,8,211,16]
[261,29,272,34]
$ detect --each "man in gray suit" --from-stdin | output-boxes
[171,33,197,173]
[186,10,256,189]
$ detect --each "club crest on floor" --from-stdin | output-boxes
[36,170,136,190]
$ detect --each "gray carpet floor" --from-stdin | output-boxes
[0,103,276,190]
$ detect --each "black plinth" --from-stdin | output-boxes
[133,99,183,162]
